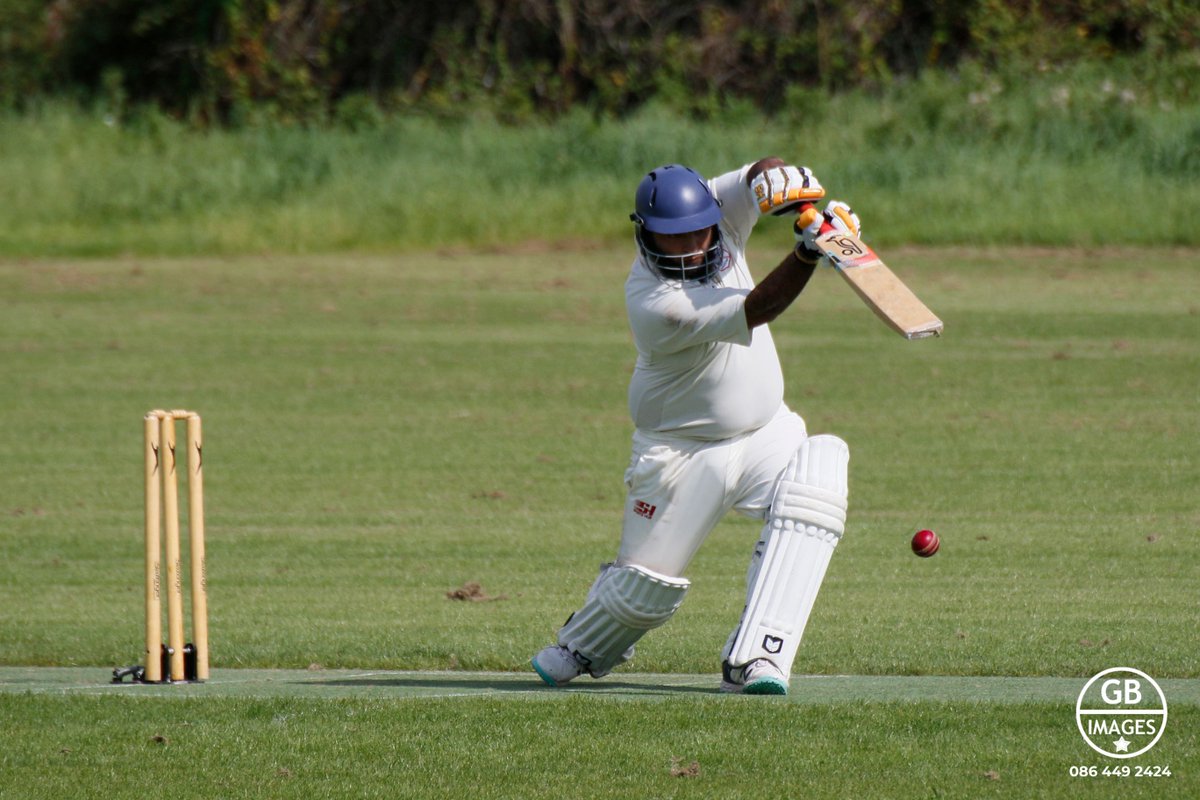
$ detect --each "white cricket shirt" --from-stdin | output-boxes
[625,164,785,440]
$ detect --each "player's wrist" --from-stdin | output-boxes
[792,244,821,266]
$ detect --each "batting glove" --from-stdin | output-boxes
[824,200,861,238]
[794,200,862,264]
[751,165,825,216]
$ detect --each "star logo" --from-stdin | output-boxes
[1112,737,1131,753]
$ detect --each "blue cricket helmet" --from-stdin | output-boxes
[630,164,726,283]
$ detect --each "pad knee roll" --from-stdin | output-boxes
[558,563,689,677]
[774,434,848,534]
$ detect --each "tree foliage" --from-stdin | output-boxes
[4,0,1197,121]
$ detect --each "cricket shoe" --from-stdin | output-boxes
[532,645,587,687]
[720,659,789,695]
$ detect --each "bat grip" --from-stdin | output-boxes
[797,201,835,234]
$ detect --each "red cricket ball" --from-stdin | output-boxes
[911,528,940,557]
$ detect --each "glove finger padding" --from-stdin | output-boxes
[824,200,862,237]
[752,165,826,215]
[793,207,825,263]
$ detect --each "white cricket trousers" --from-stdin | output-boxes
[617,405,808,576]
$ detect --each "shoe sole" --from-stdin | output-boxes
[743,677,788,695]
[531,657,561,687]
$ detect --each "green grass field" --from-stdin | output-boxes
[2,245,1197,797]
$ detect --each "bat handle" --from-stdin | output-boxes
[797,201,836,234]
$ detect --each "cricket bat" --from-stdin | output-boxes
[800,205,943,340]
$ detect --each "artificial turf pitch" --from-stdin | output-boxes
[3,667,1199,704]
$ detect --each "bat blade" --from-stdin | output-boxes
[814,231,943,340]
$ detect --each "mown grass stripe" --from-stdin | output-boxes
[3,667,1198,705]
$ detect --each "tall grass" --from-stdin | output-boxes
[1,58,1197,256]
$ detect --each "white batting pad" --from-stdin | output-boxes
[558,563,690,677]
[725,435,849,676]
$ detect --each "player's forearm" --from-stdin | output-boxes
[745,156,786,186]
[744,251,818,328]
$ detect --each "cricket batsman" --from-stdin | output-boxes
[532,159,861,695]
